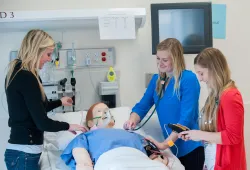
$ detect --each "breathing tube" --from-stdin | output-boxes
[90,109,112,129]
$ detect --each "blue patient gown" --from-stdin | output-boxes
[61,128,147,169]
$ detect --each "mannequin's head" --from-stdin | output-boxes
[86,102,115,129]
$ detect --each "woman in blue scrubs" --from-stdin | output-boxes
[124,38,204,170]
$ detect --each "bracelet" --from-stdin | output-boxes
[167,140,174,147]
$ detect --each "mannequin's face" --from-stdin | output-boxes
[88,103,115,128]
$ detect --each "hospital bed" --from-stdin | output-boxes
[40,107,184,170]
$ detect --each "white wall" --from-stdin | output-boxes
[1,0,249,169]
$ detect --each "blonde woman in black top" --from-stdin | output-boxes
[4,29,87,170]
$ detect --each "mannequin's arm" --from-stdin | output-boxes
[72,148,93,170]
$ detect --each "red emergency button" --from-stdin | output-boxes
[101,52,106,56]
[102,57,106,62]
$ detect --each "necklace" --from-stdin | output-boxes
[199,97,219,125]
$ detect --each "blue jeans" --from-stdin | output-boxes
[4,149,41,170]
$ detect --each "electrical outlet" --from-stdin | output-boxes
[85,57,91,66]
[67,50,76,66]
[145,73,155,88]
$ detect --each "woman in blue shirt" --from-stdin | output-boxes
[124,38,204,170]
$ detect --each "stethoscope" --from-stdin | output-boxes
[131,75,170,131]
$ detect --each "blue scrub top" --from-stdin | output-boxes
[132,70,203,157]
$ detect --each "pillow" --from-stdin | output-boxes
[44,111,86,151]
[47,111,86,124]
[110,107,132,129]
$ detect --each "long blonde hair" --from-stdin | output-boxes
[5,29,55,101]
[194,48,235,132]
[156,38,186,98]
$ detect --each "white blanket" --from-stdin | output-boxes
[95,147,184,170]
[39,149,70,170]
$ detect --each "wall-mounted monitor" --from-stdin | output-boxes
[151,2,213,54]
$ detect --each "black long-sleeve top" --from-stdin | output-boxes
[5,61,69,145]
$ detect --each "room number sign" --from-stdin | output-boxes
[0,12,15,18]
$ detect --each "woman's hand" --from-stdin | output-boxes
[61,97,73,106]
[145,137,168,150]
[123,112,140,130]
[123,119,137,130]
[178,130,204,142]
[68,124,89,135]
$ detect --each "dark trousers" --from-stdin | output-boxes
[179,146,205,170]
[4,149,41,170]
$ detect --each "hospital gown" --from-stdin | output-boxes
[61,128,147,169]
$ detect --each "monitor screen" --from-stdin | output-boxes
[158,9,205,47]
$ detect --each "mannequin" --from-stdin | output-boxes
[61,103,169,170]
[73,102,116,170]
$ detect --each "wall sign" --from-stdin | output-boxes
[0,12,15,19]
[212,4,227,39]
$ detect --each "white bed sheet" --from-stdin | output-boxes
[40,149,69,170]
[95,147,169,170]
[40,148,184,170]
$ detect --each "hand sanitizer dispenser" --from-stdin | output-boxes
[107,67,116,82]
